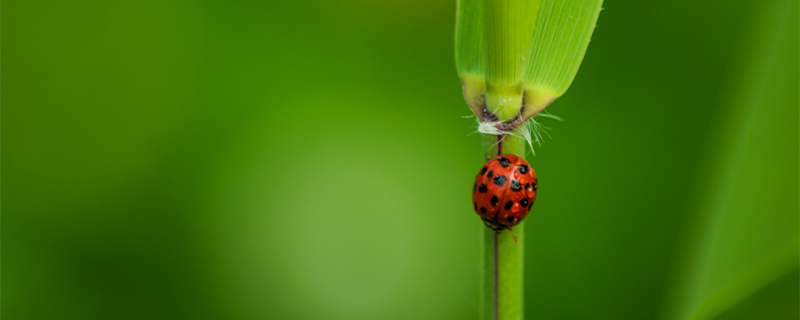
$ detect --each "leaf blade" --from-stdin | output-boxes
[482,0,539,89]
[659,0,800,319]
[455,0,489,119]
[455,0,486,79]
[522,0,603,115]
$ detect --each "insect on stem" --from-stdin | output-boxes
[479,132,527,320]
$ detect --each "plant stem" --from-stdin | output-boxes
[481,131,526,320]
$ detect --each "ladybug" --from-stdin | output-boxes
[472,154,537,232]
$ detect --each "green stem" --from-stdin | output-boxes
[481,131,526,320]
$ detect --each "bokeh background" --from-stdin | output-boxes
[3,0,798,319]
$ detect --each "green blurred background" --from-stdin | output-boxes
[3,0,798,319]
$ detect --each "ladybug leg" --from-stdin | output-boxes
[509,228,518,245]
[481,218,503,231]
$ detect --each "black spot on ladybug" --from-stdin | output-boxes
[517,165,529,174]
[490,195,498,206]
[493,175,507,186]
[480,206,486,214]
[498,157,511,168]
[510,179,522,191]
[487,170,494,179]
[473,183,477,192]
[480,167,488,175]
[525,183,531,191]
[532,182,538,192]
[504,201,513,210]
[507,216,514,223]
[520,198,529,207]
[474,202,477,211]
[479,184,488,193]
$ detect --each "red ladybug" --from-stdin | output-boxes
[472,154,537,232]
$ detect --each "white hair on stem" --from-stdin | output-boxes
[475,111,563,156]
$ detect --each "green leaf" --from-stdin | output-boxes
[659,0,800,319]
[455,0,485,79]
[455,0,603,123]
[455,0,488,119]
[522,0,603,118]
[482,0,538,120]
[482,0,538,89]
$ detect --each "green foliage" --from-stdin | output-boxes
[455,0,603,121]
[659,0,800,319]
[523,0,603,117]
[455,0,485,79]
[456,0,488,118]
[483,0,538,89]
[3,0,797,320]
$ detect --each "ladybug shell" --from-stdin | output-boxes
[472,154,537,231]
